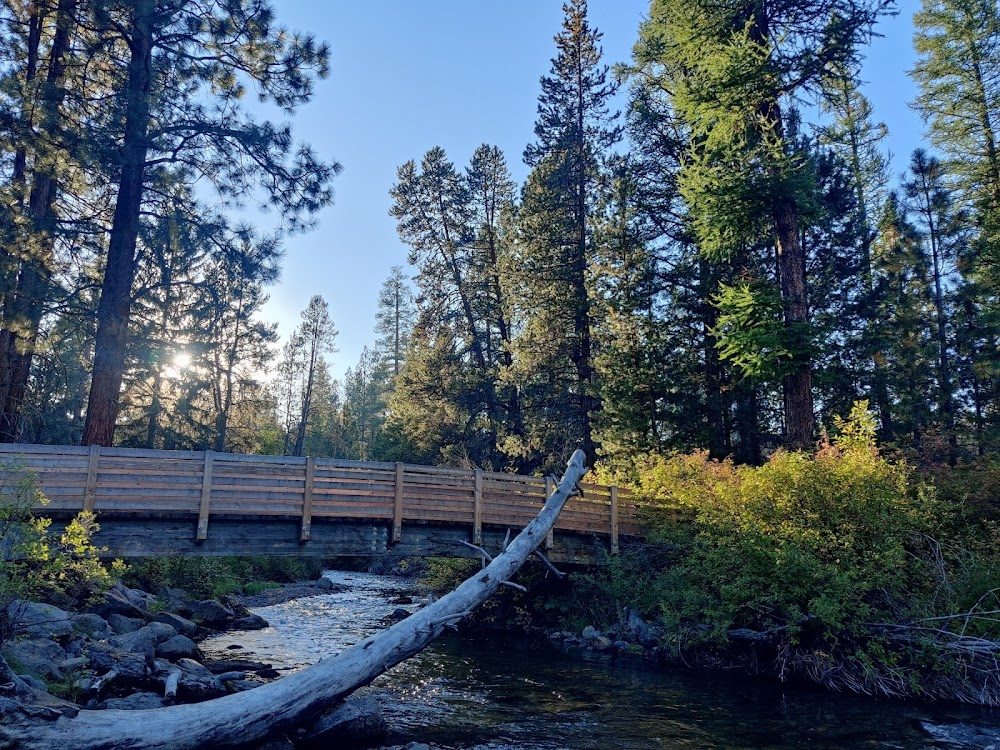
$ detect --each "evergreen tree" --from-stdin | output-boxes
[373,265,415,381]
[290,295,338,457]
[82,0,338,446]
[634,0,887,449]
[513,0,620,467]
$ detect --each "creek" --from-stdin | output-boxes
[201,570,999,750]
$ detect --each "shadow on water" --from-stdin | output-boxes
[201,570,999,750]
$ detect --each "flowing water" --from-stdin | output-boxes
[201,570,999,750]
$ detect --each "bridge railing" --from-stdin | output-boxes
[0,444,639,552]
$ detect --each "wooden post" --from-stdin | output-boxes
[544,477,555,550]
[196,450,214,542]
[301,456,315,542]
[472,469,483,546]
[83,444,101,513]
[610,485,620,555]
[392,462,404,543]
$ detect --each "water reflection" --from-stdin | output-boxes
[202,571,998,750]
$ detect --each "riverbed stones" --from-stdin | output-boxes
[8,601,74,638]
[107,613,144,634]
[184,599,235,629]
[71,613,111,640]
[231,613,268,630]
[109,621,177,656]
[152,611,198,636]
[2,638,66,680]
[156,634,201,661]
[98,691,163,710]
[296,695,388,748]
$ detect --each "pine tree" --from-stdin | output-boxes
[634,0,887,449]
[291,295,338,457]
[912,0,1000,270]
[82,0,338,446]
[514,0,620,467]
[373,266,415,381]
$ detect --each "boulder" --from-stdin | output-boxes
[920,721,1000,749]
[98,692,163,711]
[109,621,178,658]
[591,636,613,651]
[7,601,73,639]
[296,695,388,748]
[184,599,235,629]
[581,625,601,640]
[231,614,268,630]
[174,658,213,678]
[107,614,144,635]
[112,584,155,610]
[2,638,67,680]
[82,642,149,680]
[152,612,198,636]
[71,613,111,640]
[17,673,47,692]
[155,634,202,662]
[622,607,661,648]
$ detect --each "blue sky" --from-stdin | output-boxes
[259,1,921,381]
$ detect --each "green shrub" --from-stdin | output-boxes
[125,556,324,600]
[1,463,121,639]
[639,404,937,645]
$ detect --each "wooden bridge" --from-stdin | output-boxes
[0,444,640,565]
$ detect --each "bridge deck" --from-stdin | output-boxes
[0,444,639,564]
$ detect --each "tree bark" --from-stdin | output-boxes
[0,451,590,750]
[83,0,154,447]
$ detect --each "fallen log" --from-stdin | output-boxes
[0,450,590,750]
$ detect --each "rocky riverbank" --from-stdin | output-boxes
[0,574,394,748]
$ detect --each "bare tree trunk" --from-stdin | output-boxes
[82,0,154,447]
[0,451,590,750]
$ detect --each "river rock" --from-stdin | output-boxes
[99,691,164,710]
[17,673,47,692]
[83,641,150,680]
[184,599,235,628]
[296,696,388,749]
[175,658,213,678]
[72,613,111,640]
[107,613,144,634]
[91,587,149,621]
[920,721,1000,749]
[153,611,198,636]
[623,607,661,647]
[591,636,614,651]
[156,634,202,661]
[7,600,74,638]
[113,584,156,610]
[2,637,67,680]
[581,625,601,640]
[110,621,177,655]
[231,613,269,630]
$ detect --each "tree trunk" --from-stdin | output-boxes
[82,0,154,447]
[774,195,815,449]
[0,451,590,750]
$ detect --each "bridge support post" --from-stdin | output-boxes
[196,450,214,542]
[392,462,404,543]
[610,486,620,555]
[301,456,315,542]
[83,444,101,513]
[473,469,483,546]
